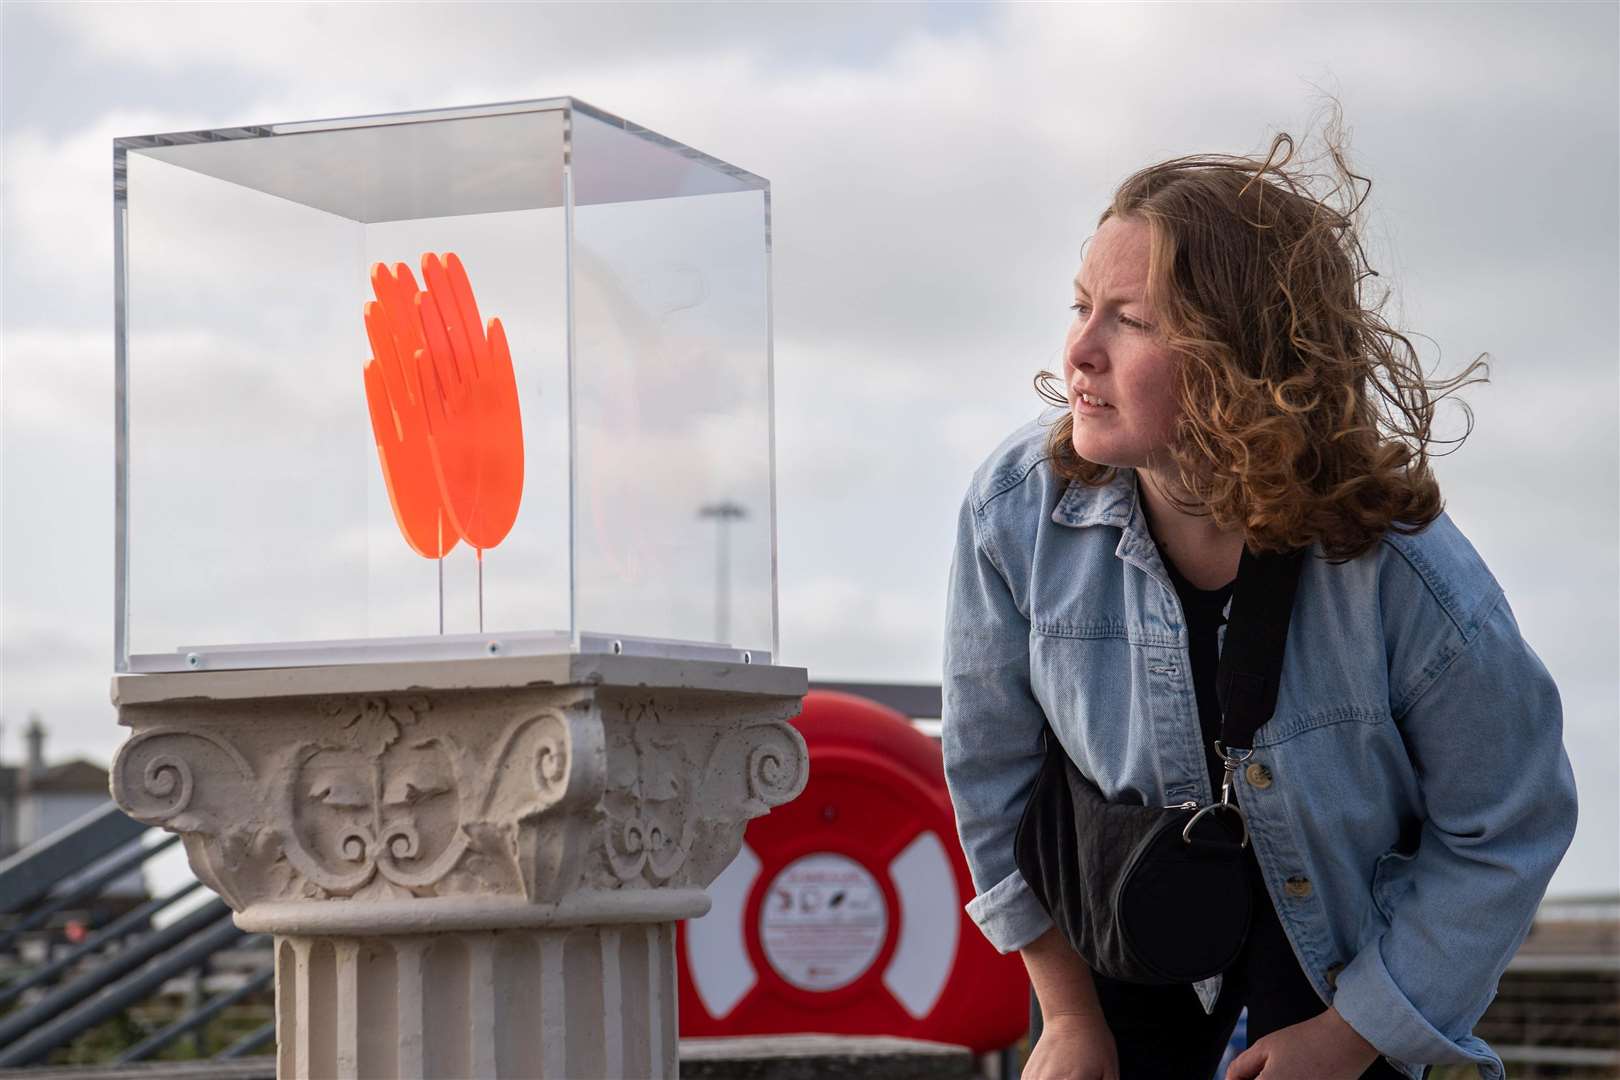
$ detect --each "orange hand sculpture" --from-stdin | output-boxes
[362,253,524,558]
[414,252,525,551]
[363,262,457,559]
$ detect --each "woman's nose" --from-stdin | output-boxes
[1067,318,1107,372]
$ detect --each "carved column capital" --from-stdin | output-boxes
[111,673,808,934]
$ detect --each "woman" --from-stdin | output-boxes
[940,120,1578,1080]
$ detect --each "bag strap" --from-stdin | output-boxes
[1213,544,1308,752]
[1034,543,1308,800]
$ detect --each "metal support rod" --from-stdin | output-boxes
[0,802,146,913]
[217,1019,276,1060]
[0,911,244,1067]
[0,832,178,952]
[0,877,204,1008]
[0,897,231,1048]
[116,960,273,1063]
[717,512,731,643]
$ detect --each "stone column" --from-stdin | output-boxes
[110,654,809,1079]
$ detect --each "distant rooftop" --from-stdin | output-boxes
[25,759,110,795]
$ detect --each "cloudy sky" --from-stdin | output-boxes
[2,2,1615,898]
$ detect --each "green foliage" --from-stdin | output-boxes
[42,994,274,1064]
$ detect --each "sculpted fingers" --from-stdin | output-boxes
[371,262,426,361]
[443,252,490,372]
[472,315,524,547]
[413,347,448,432]
[416,287,464,419]
[368,264,439,421]
[486,316,514,381]
[361,355,398,445]
[363,262,458,560]
[420,252,479,387]
[366,250,525,556]
[362,347,455,559]
[363,302,412,424]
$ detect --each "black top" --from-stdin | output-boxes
[1161,554,1236,802]
[1156,546,1332,1024]
[1153,550,1354,1029]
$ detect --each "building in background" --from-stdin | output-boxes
[0,715,146,901]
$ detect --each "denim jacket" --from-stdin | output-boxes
[941,415,1578,1080]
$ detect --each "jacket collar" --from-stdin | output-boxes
[1052,466,1165,573]
[1052,465,1138,529]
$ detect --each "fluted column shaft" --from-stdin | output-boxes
[271,925,675,1080]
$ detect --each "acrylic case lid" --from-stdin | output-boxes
[115,99,776,673]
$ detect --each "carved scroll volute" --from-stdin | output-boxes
[682,718,810,888]
[738,719,811,815]
[110,727,273,910]
[484,706,607,903]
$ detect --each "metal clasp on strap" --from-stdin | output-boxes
[1212,739,1252,810]
[1181,740,1252,848]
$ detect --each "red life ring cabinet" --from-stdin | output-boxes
[676,690,1028,1053]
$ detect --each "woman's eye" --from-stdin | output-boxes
[1071,302,1146,331]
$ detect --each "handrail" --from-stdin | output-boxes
[0,913,244,1067]
[0,899,231,1048]
[0,879,205,1009]
[808,681,941,719]
[0,833,177,952]
[115,957,272,1063]
[0,803,147,913]
[215,1019,276,1060]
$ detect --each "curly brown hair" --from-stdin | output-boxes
[1035,107,1489,563]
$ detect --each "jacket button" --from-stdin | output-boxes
[1245,762,1273,789]
[1284,875,1312,898]
[1325,962,1345,989]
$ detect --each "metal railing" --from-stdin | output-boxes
[0,804,147,915]
[808,680,942,720]
[0,802,271,1066]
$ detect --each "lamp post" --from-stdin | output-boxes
[699,500,746,645]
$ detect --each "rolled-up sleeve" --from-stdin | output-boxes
[1332,588,1579,1074]
[940,487,1054,954]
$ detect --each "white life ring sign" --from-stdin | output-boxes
[760,853,890,992]
[675,691,1031,1053]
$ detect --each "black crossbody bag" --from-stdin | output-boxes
[1013,544,1307,985]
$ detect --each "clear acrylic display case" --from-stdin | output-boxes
[114,99,776,672]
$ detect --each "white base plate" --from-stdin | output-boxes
[127,631,767,673]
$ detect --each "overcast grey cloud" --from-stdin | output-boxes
[2,1,1615,897]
